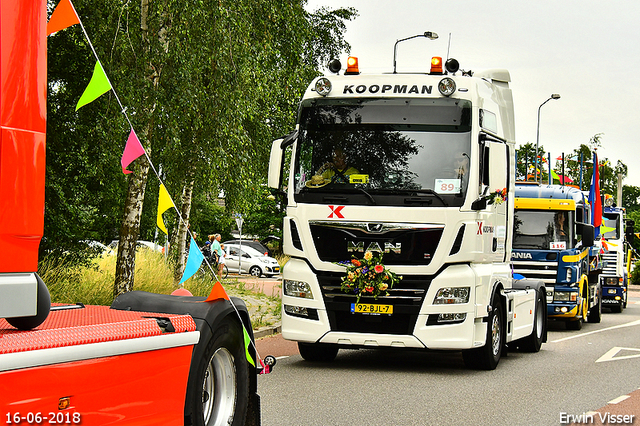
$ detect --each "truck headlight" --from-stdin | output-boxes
[315,78,332,96]
[284,279,314,299]
[604,277,619,286]
[554,291,578,302]
[438,77,456,96]
[433,287,470,304]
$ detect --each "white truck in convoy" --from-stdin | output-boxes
[600,198,634,312]
[268,40,547,370]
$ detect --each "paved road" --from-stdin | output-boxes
[255,291,640,426]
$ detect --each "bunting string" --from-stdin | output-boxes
[47,0,261,366]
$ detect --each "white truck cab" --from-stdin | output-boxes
[268,50,547,369]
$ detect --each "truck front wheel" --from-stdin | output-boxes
[463,294,503,370]
[189,316,249,426]
[587,286,602,323]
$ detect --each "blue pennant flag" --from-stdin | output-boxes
[179,237,204,285]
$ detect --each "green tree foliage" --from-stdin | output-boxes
[44,0,356,291]
[515,142,545,182]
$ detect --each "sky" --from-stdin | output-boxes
[304,0,640,187]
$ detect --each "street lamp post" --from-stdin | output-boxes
[535,94,560,182]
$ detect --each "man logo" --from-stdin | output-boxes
[347,241,401,254]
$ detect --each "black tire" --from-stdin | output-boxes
[298,342,339,362]
[567,286,587,330]
[566,318,582,330]
[249,266,262,277]
[463,294,503,370]
[587,287,602,323]
[6,274,50,330]
[519,288,546,352]
[187,316,249,426]
[221,264,229,279]
[611,303,623,314]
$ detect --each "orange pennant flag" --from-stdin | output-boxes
[204,281,229,302]
[47,0,80,36]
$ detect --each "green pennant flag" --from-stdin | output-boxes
[242,325,255,367]
[76,61,112,111]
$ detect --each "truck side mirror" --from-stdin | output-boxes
[579,223,594,247]
[471,197,487,211]
[267,138,284,190]
[268,131,297,193]
[625,219,635,240]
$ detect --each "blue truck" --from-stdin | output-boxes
[511,182,600,330]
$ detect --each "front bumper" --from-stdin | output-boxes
[281,258,486,350]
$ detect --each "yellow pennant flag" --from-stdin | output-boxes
[76,61,112,111]
[157,184,174,234]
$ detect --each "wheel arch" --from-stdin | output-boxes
[110,291,259,423]
[511,278,548,343]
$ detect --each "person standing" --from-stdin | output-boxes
[219,243,227,277]
[211,234,224,277]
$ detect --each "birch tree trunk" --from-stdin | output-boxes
[173,179,195,286]
[113,147,151,298]
[112,0,159,298]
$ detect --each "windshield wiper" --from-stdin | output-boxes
[352,187,376,205]
[406,190,448,206]
[323,188,377,205]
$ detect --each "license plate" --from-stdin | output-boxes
[351,303,393,315]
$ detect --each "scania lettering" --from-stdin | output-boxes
[268,43,547,370]
[512,183,600,330]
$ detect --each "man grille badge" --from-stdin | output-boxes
[366,223,384,233]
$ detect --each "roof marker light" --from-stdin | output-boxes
[431,56,443,74]
[345,56,360,75]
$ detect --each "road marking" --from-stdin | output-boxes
[550,319,640,343]
[276,356,290,360]
[596,347,640,363]
[608,395,631,404]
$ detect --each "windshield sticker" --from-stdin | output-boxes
[435,178,461,194]
[550,241,566,250]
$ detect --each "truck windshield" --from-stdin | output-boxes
[293,98,472,207]
[513,210,572,250]
[602,213,621,239]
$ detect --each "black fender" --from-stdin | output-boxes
[110,290,259,424]
[511,279,548,343]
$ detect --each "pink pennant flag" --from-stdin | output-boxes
[121,129,145,174]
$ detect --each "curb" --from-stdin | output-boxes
[254,323,282,339]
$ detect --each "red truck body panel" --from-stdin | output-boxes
[0,306,199,425]
[0,0,47,273]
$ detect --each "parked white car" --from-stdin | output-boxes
[224,244,280,277]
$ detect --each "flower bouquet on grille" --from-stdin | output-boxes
[338,251,401,303]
